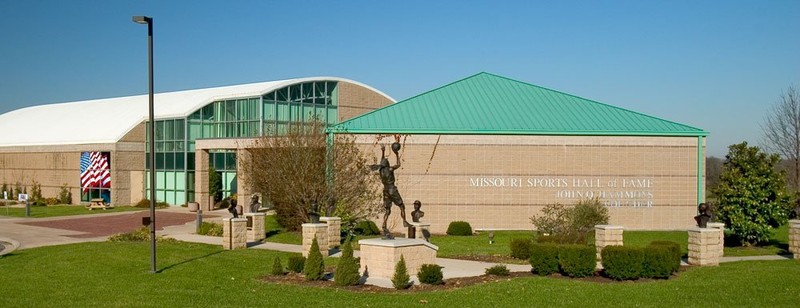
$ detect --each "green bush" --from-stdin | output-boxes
[641,245,674,279]
[270,256,285,276]
[43,197,59,205]
[417,264,444,285]
[530,198,609,244]
[392,255,411,289]
[287,255,305,273]
[602,246,644,280]
[334,238,360,286]
[58,184,72,204]
[134,199,169,209]
[354,220,381,236]
[510,238,533,259]
[485,264,510,276]
[30,181,43,203]
[535,235,561,243]
[108,227,177,243]
[303,236,325,281]
[557,245,596,278]
[649,241,681,273]
[197,222,223,236]
[529,243,560,276]
[446,221,473,236]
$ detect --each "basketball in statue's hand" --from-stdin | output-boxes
[391,142,401,154]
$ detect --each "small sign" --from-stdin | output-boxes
[18,194,28,202]
[3,191,6,200]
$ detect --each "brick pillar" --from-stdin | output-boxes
[594,225,624,263]
[302,223,329,257]
[244,212,265,242]
[688,227,722,266]
[223,218,247,250]
[195,149,211,211]
[789,220,800,260]
[707,222,725,258]
[235,148,253,212]
[320,217,341,249]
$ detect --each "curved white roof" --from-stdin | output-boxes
[0,77,394,147]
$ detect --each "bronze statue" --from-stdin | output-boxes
[248,194,262,213]
[694,202,713,228]
[228,198,239,218]
[370,142,410,239]
[411,200,424,223]
[308,201,321,224]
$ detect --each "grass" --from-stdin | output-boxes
[431,230,534,261]
[263,215,303,244]
[0,205,145,218]
[0,241,798,307]
[723,224,790,256]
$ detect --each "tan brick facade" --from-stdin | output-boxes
[0,122,144,205]
[350,134,705,232]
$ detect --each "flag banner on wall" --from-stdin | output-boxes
[80,151,111,193]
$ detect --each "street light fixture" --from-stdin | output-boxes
[132,15,157,274]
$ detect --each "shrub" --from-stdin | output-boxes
[485,264,510,276]
[602,246,644,280]
[529,243,560,276]
[649,241,681,273]
[557,245,596,278]
[271,256,285,276]
[43,197,59,206]
[134,199,169,208]
[535,235,561,243]
[641,245,674,279]
[58,184,72,204]
[510,238,533,259]
[354,220,381,236]
[287,255,306,273]
[197,222,223,236]
[530,198,609,244]
[334,238,361,286]
[30,181,43,203]
[417,264,444,285]
[392,255,411,289]
[108,227,177,243]
[303,236,325,281]
[446,221,473,236]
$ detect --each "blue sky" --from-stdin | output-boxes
[0,0,797,157]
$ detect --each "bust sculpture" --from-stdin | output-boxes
[411,200,424,223]
[694,202,713,228]
[249,194,262,213]
[308,201,321,224]
[227,198,239,219]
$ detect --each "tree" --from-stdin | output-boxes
[391,255,411,290]
[208,166,222,203]
[712,142,793,246]
[762,86,800,192]
[705,156,724,196]
[243,120,379,231]
[333,237,360,286]
[302,236,325,281]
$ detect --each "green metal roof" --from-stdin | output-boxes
[331,72,708,137]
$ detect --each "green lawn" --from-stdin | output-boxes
[0,205,145,218]
[432,230,534,261]
[723,224,790,257]
[0,241,798,307]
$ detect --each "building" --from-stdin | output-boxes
[333,72,708,230]
[0,77,394,209]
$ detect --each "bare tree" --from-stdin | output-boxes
[243,120,379,231]
[762,86,800,192]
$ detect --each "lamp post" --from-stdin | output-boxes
[132,15,157,274]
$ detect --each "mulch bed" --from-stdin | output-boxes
[261,268,680,292]
[20,211,199,238]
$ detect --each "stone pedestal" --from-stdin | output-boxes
[302,223,329,257]
[358,238,438,280]
[222,218,247,250]
[595,225,624,262]
[688,227,722,266]
[706,222,726,258]
[408,222,431,239]
[244,212,265,242]
[320,217,341,249]
[789,220,800,260]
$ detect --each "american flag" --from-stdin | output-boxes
[80,152,111,193]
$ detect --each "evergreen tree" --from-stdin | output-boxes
[713,142,794,246]
[270,256,285,276]
[334,238,360,286]
[302,236,325,281]
[391,255,411,289]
